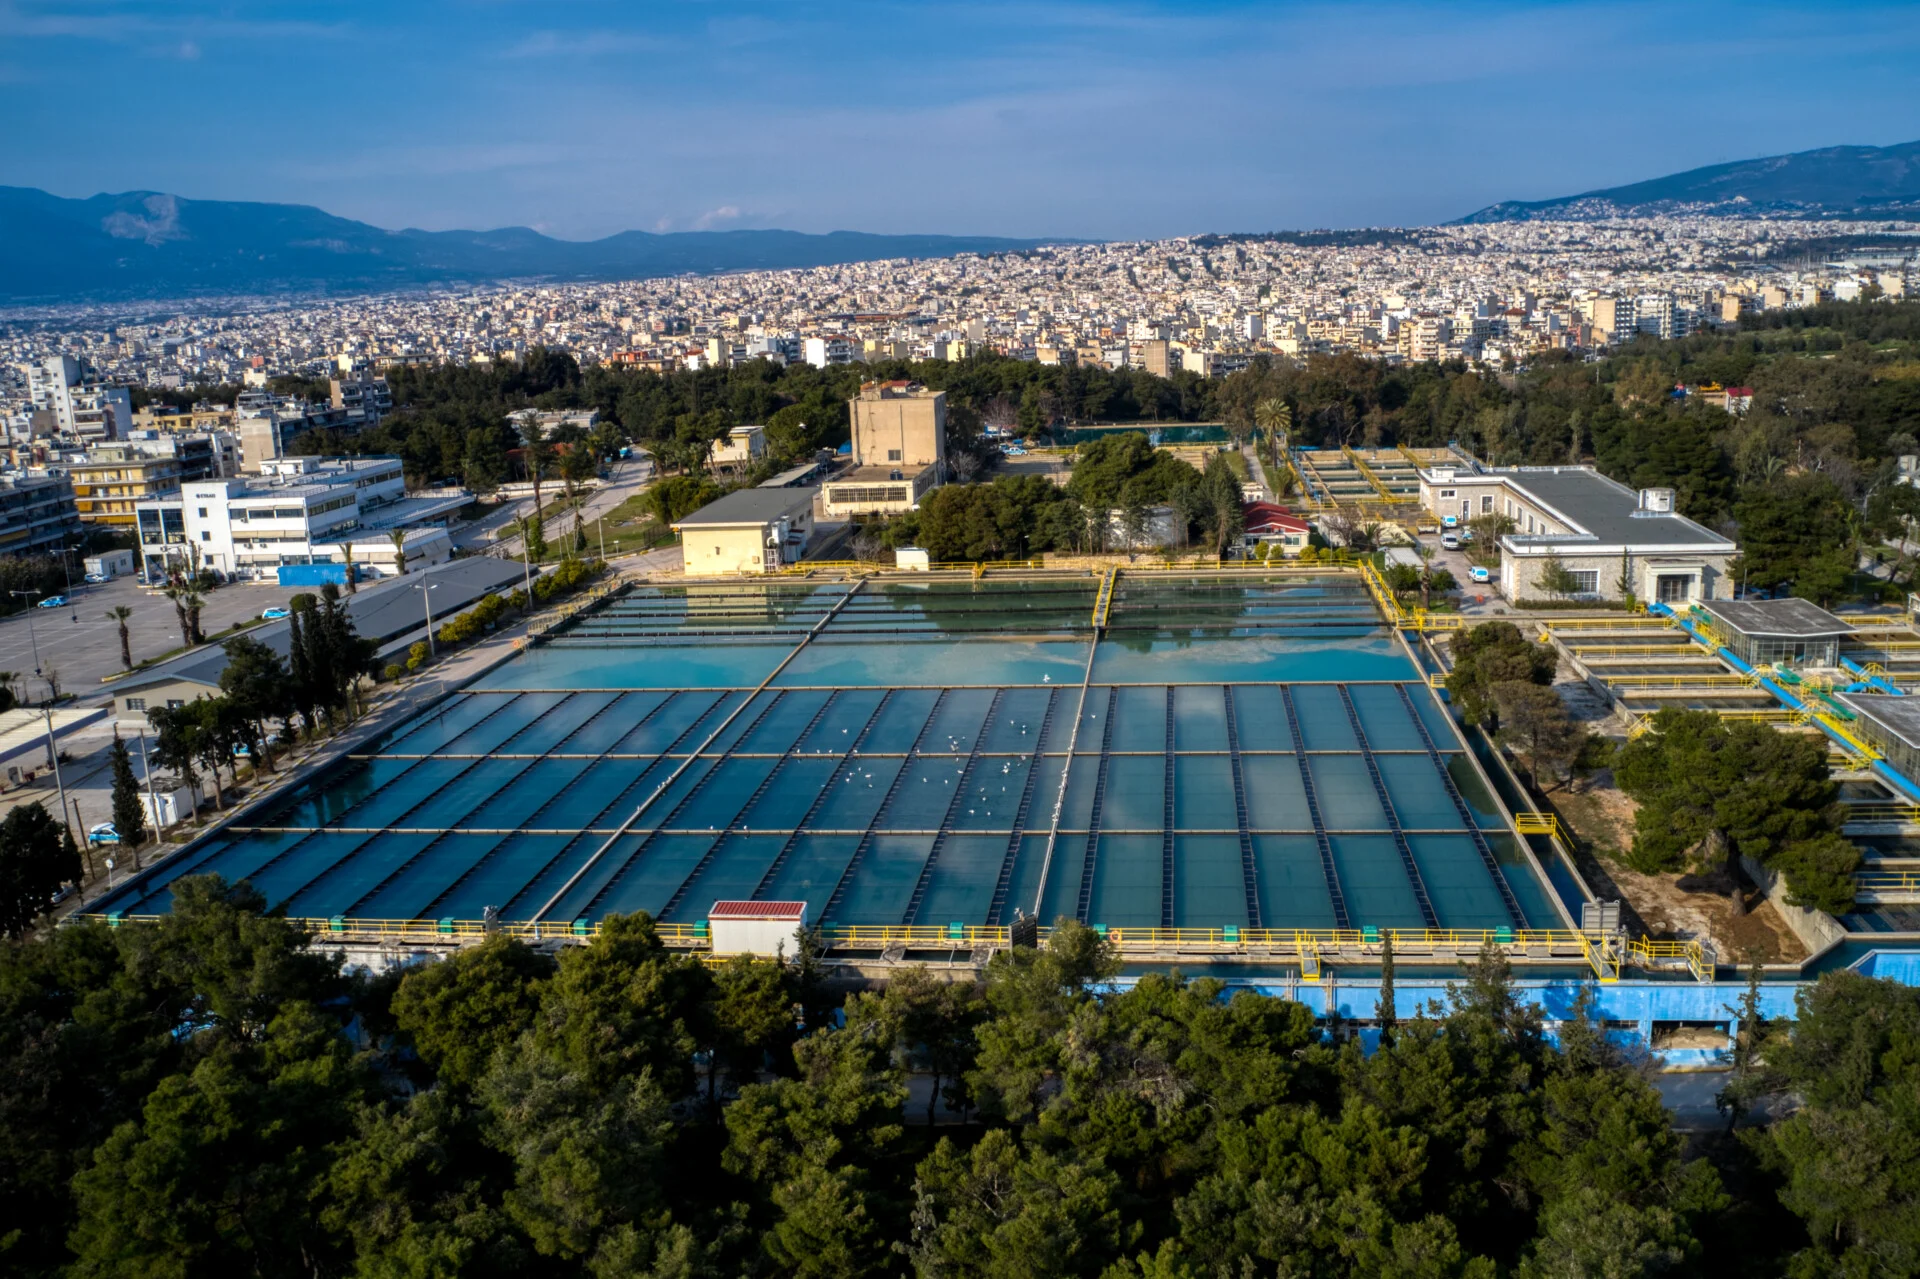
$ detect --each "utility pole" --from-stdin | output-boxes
[44,703,69,842]
[517,515,536,600]
[413,575,442,658]
[64,546,81,623]
[13,589,50,766]
[136,729,159,870]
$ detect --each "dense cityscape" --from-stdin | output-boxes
[5,217,1911,401]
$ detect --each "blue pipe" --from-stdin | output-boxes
[1840,655,1905,697]
[1655,607,1920,799]
[1874,761,1920,803]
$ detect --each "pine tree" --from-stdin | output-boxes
[1376,931,1397,1042]
[109,733,148,855]
[286,607,316,739]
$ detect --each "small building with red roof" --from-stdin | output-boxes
[1240,501,1312,557]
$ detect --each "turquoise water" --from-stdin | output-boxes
[94,575,1566,934]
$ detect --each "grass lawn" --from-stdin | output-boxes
[530,491,678,561]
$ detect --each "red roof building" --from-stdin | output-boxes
[1243,501,1311,536]
[1241,501,1312,558]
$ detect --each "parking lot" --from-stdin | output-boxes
[0,573,295,706]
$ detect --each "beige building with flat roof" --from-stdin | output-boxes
[823,381,948,519]
[674,487,817,576]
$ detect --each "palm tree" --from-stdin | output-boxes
[162,586,192,648]
[106,605,134,669]
[523,417,553,513]
[389,528,409,577]
[1254,397,1292,472]
[340,542,358,594]
[181,589,206,645]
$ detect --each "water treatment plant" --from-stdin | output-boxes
[79,556,1920,1054]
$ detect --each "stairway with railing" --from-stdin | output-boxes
[820,691,951,922]
[1075,687,1120,923]
[1279,686,1351,929]
[1222,686,1264,928]
[905,689,1007,925]
[1337,687,1439,928]
[986,688,1061,926]
[1393,683,1526,928]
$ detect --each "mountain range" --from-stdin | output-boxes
[1458,139,1920,223]
[0,186,1050,305]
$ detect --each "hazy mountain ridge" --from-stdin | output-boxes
[1457,140,1920,223]
[0,186,1052,304]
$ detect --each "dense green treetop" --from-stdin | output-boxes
[6,877,1916,1275]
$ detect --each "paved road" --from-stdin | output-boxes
[0,574,294,706]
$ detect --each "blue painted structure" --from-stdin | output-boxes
[277,563,357,587]
[1650,602,1920,804]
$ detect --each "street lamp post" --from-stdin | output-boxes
[64,546,81,622]
[9,589,43,679]
[10,589,52,767]
[516,515,536,601]
[413,577,442,659]
[135,729,159,870]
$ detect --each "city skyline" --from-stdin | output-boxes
[5,0,1920,241]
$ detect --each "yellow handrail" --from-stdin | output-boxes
[1854,869,1920,895]
[1842,804,1920,824]
[1342,445,1397,500]
[1513,813,1559,837]
[1599,673,1756,688]
[68,913,1714,975]
[1537,616,1675,630]
[1091,565,1118,628]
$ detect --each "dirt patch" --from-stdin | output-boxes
[1651,1024,1733,1051]
[1551,775,1808,965]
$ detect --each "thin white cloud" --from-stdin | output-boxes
[498,28,672,59]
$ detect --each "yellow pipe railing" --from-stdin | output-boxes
[1842,804,1920,825]
[1600,673,1757,688]
[1091,565,1118,628]
[1342,445,1397,500]
[1855,869,1920,896]
[70,913,1717,979]
[1538,616,1676,631]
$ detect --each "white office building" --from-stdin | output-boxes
[134,456,471,582]
[19,355,132,444]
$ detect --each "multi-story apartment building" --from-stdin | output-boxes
[803,335,854,368]
[20,355,132,444]
[0,472,83,557]
[328,359,394,424]
[134,455,470,581]
[64,447,186,527]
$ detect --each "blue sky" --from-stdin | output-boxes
[3,0,1918,240]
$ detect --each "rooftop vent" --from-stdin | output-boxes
[1634,487,1675,516]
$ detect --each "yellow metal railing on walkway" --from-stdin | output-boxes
[1855,869,1920,896]
[1843,804,1920,825]
[70,913,1716,979]
[1600,673,1756,688]
[1342,445,1397,500]
[1627,937,1712,981]
[1091,565,1118,628]
[1513,813,1559,837]
[1539,616,1676,631]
